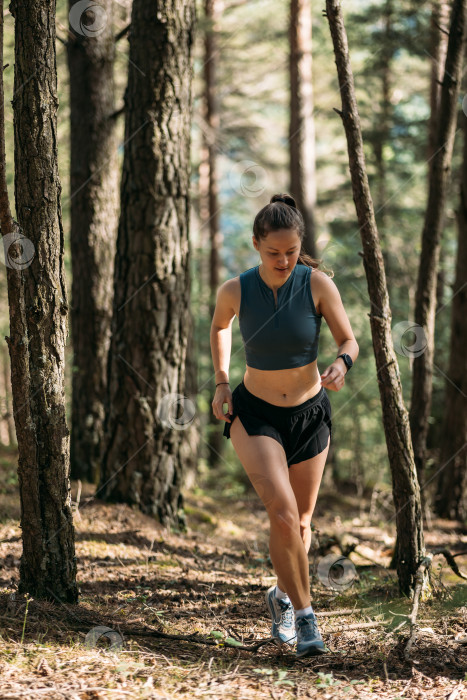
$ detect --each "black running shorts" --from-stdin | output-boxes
[222,380,332,467]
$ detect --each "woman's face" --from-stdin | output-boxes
[253,229,301,277]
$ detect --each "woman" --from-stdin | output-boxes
[210,193,359,658]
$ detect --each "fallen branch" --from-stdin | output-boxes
[315,608,374,617]
[328,621,389,632]
[117,625,275,652]
[351,547,397,574]
[430,548,467,580]
[315,532,389,570]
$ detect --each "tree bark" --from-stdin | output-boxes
[0,9,12,449]
[390,0,454,567]
[326,0,429,599]
[431,5,450,441]
[289,0,317,258]
[409,0,466,502]
[435,88,467,521]
[67,0,120,484]
[99,0,196,527]
[428,0,451,168]
[204,0,224,469]
[5,0,77,602]
[373,0,392,280]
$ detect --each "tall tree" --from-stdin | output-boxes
[203,0,224,469]
[326,0,429,598]
[428,0,450,167]
[5,0,77,602]
[99,0,196,525]
[67,0,120,484]
[435,98,467,521]
[429,0,450,458]
[424,0,451,526]
[390,0,452,566]
[409,0,466,504]
[373,0,393,279]
[289,0,317,258]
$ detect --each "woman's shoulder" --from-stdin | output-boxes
[308,266,337,315]
[219,275,241,303]
[309,266,333,282]
[223,266,257,292]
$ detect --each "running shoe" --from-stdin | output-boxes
[295,611,327,657]
[265,585,297,645]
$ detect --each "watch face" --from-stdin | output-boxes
[341,354,353,369]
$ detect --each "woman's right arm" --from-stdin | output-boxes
[210,281,237,422]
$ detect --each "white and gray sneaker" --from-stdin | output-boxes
[265,585,297,646]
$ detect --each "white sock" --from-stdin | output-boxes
[274,585,290,602]
[295,605,313,618]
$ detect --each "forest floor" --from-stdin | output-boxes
[0,444,466,699]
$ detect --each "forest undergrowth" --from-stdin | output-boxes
[0,445,466,699]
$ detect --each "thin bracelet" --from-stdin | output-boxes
[216,382,230,387]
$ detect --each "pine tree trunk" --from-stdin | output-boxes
[67,0,120,484]
[373,0,392,280]
[5,0,77,602]
[428,0,450,167]
[391,0,452,568]
[204,0,224,469]
[435,86,467,521]
[428,3,450,407]
[326,0,429,598]
[99,0,196,526]
[289,0,317,258]
[409,0,467,501]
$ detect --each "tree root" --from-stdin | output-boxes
[404,548,467,660]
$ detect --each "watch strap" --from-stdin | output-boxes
[337,353,352,372]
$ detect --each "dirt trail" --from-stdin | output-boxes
[0,461,466,699]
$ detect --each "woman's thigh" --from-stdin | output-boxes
[229,415,299,522]
[288,433,330,526]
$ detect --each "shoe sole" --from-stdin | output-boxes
[296,644,328,658]
[265,588,296,646]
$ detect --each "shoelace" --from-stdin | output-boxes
[277,598,295,627]
[296,614,319,637]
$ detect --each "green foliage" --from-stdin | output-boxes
[192,0,460,494]
[0,0,459,500]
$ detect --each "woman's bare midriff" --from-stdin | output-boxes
[243,362,322,407]
[230,275,323,407]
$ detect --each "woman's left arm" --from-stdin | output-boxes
[313,270,359,392]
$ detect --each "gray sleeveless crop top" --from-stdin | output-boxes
[238,263,322,370]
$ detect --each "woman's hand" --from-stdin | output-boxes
[320,361,347,391]
[212,384,234,422]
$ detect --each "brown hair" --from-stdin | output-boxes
[253,193,333,275]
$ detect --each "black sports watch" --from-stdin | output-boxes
[336,353,353,373]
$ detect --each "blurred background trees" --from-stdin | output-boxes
[0,0,464,528]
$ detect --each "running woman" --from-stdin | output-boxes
[210,193,359,658]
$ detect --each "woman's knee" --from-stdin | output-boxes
[230,421,291,510]
[269,506,301,537]
[299,520,312,544]
[247,470,279,509]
